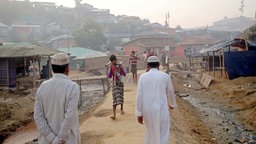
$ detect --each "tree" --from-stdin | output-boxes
[73,20,106,51]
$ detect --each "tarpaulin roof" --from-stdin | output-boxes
[0,42,60,58]
[57,47,107,59]
[199,39,235,53]
[248,40,256,47]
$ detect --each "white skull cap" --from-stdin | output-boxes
[147,56,159,63]
[51,53,69,65]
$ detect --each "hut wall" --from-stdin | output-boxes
[0,58,16,87]
[224,51,256,79]
[208,56,223,71]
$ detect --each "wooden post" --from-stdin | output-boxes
[78,80,82,108]
[213,51,215,77]
[24,57,26,77]
[189,56,192,71]
[207,52,210,73]
[32,57,36,88]
[222,49,225,78]
[38,56,41,78]
[218,50,222,77]
[47,57,51,78]
[102,79,105,95]
[6,59,9,87]
[245,39,248,51]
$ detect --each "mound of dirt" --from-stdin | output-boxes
[209,77,256,131]
[0,90,34,143]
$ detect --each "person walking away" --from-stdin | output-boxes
[129,51,140,83]
[142,51,147,69]
[34,53,81,144]
[161,50,166,70]
[136,56,177,144]
[108,55,126,120]
[119,48,125,55]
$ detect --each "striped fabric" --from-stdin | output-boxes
[129,55,139,64]
[112,81,124,105]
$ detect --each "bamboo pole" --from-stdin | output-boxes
[24,57,26,77]
[213,51,215,77]
[222,49,225,78]
[6,59,9,87]
[189,56,192,71]
[245,39,248,51]
[218,50,222,77]
[48,57,51,78]
[32,57,36,88]
[38,56,41,78]
[207,52,210,73]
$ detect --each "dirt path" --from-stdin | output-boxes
[2,70,255,144]
[79,72,214,144]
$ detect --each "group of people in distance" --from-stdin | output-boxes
[33,49,176,144]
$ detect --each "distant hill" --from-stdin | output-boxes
[209,16,256,32]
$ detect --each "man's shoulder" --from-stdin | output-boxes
[156,70,170,77]
[40,78,52,86]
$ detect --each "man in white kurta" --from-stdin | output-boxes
[136,56,177,144]
[34,53,81,144]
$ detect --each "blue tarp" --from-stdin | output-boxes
[224,51,256,80]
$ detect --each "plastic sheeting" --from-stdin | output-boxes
[224,51,256,80]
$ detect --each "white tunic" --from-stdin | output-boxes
[136,68,177,144]
[34,74,81,144]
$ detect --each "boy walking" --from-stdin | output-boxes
[108,55,126,120]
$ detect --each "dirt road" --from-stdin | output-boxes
[79,72,214,144]
[1,70,256,144]
[79,71,256,144]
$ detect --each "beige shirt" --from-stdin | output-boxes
[34,74,81,144]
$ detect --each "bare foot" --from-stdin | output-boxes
[120,111,125,115]
[110,116,116,120]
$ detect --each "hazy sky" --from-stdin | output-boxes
[30,0,256,28]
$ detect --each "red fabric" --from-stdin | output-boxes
[129,55,139,64]
[110,65,122,81]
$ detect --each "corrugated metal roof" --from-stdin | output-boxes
[57,47,107,59]
[0,42,60,58]
[248,40,256,46]
[199,39,235,53]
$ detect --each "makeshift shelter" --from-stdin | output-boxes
[199,24,256,79]
[224,24,256,79]
[0,42,60,88]
[57,47,108,71]
[198,39,235,76]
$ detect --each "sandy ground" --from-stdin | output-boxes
[79,70,215,144]
[1,69,256,144]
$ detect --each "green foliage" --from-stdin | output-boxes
[249,25,256,40]
[249,25,256,32]
[73,20,106,51]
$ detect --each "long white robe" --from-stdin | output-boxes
[136,68,177,144]
[34,74,81,144]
